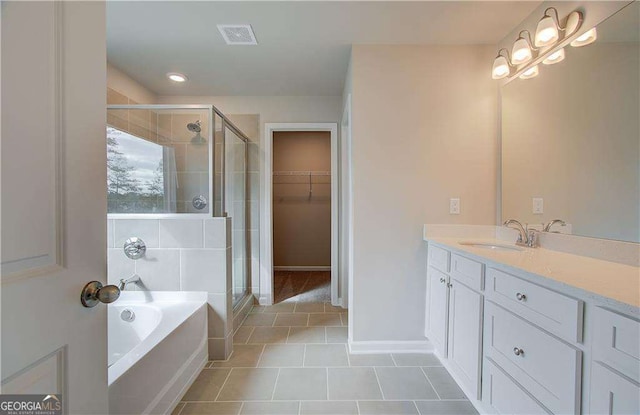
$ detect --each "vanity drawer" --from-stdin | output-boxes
[592,307,640,383]
[483,358,549,415]
[486,268,583,343]
[485,301,581,415]
[451,253,483,291]
[428,244,450,273]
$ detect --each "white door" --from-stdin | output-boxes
[447,279,483,399]
[1,2,108,414]
[425,267,449,356]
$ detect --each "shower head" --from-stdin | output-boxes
[187,120,201,133]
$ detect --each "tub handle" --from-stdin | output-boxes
[80,281,120,308]
[124,237,146,260]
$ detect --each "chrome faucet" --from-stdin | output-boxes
[119,274,141,291]
[543,219,566,232]
[503,219,537,247]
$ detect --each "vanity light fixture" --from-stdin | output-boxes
[542,48,565,65]
[534,8,584,47]
[167,72,188,83]
[492,48,513,79]
[519,65,539,80]
[511,30,537,65]
[571,28,597,47]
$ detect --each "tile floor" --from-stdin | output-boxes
[173,302,478,415]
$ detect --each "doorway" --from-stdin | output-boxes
[272,131,331,303]
[262,123,340,306]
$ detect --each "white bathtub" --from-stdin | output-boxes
[108,291,207,415]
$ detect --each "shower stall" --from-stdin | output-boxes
[106,104,251,308]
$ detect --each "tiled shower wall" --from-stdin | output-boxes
[107,217,234,360]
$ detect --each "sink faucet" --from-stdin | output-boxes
[119,274,140,291]
[503,219,537,247]
[543,219,566,232]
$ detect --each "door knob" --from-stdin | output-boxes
[81,281,120,308]
[516,292,527,301]
[513,347,524,356]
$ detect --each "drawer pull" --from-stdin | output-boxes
[439,278,446,283]
[447,283,453,288]
[516,292,527,301]
[513,347,525,356]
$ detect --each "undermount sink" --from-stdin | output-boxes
[458,242,524,252]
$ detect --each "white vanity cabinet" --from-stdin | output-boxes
[425,240,640,415]
[447,274,483,399]
[425,266,449,356]
[425,245,484,400]
[589,308,640,415]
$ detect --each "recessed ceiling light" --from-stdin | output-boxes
[167,72,188,82]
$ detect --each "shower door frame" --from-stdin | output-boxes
[263,122,340,306]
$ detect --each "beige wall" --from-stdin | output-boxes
[349,45,498,342]
[107,62,157,104]
[502,42,640,242]
[273,131,332,267]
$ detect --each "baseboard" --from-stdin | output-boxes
[273,266,331,271]
[348,339,434,354]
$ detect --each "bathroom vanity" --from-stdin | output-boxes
[424,234,639,415]
[434,3,640,413]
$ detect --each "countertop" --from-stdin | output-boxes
[425,236,640,314]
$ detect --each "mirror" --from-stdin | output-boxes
[107,108,211,214]
[501,2,639,243]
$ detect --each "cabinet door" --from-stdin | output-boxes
[590,363,640,415]
[448,279,483,399]
[426,267,449,356]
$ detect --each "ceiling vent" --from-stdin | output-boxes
[217,24,258,45]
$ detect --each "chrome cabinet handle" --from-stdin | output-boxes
[516,292,526,301]
[81,281,120,308]
[513,347,524,356]
[439,278,446,283]
[447,283,453,288]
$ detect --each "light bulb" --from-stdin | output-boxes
[492,55,510,79]
[571,28,597,47]
[512,37,533,65]
[535,15,559,47]
[542,48,565,65]
[519,65,539,80]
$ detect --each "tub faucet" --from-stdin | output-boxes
[503,219,537,247]
[543,219,566,232]
[119,274,141,291]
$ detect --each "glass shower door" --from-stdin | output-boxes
[225,125,248,307]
